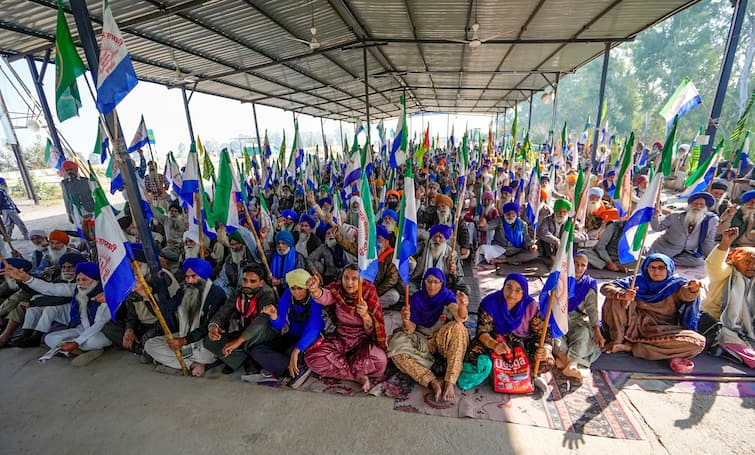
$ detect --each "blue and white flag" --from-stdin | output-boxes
[393,164,417,283]
[538,219,575,338]
[390,96,408,169]
[659,77,702,128]
[180,144,200,205]
[618,173,663,264]
[343,132,362,187]
[525,164,541,228]
[165,152,183,195]
[95,0,138,114]
[128,115,150,152]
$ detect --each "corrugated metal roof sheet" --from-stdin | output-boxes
[0,0,701,119]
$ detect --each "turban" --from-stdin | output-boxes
[228,231,244,244]
[319,197,332,206]
[376,225,389,241]
[374,178,384,186]
[688,192,714,208]
[125,243,147,263]
[48,230,70,245]
[183,258,212,280]
[567,175,578,184]
[294,188,305,196]
[742,190,755,204]
[588,188,604,199]
[183,230,199,243]
[281,209,297,220]
[434,194,453,208]
[429,224,452,240]
[285,268,311,289]
[553,199,572,212]
[482,191,494,201]
[606,170,616,178]
[299,214,316,228]
[382,209,398,222]
[653,141,663,149]
[59,252,86,267]
[711,180,728,191]
[75,262,101,281]
[501,186,514,194]
[28,229,47,239]
[4,258,32,272]
[275,230,295,247]
[540,175,550,182]
[727,247,755,267]
[502,202,520,214]
[386,190,400,199]
[61,160,78,172]
[319,184,330,192]
[309,208,317,216]
[634,175,649,186]
[679,144,690,151]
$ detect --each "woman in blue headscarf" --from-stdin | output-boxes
[601,253,706,360]
[386,268,470,402]
[553,253,604,378]
[458,273,553,390]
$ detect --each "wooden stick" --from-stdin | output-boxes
[533,290,556,375]
[240,200,273,282]
[129,260,189,376]
[629,176,664,289]
[0,220,19,257]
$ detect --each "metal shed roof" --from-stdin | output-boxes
[0,0,702,121]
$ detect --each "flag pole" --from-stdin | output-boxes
[628,175,664,289]
[194,193,206,259]
[533,289,556,375]
[240,201,273,283]
[129,260,189,376]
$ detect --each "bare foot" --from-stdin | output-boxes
[357,375,371,393]
[441,381,456,402]
[605,343,633,354]
[191,362,206,377]
[429,377,443,402]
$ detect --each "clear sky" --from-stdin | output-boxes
[0,58,498,168]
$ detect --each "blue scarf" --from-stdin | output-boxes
[410,268,457,327]
[568,271,597,313]
[479,273,534,335]
[270,248,297,281]
[502,218,525,248]
[613,254,699,330]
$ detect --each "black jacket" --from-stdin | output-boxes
[180,282,226,344]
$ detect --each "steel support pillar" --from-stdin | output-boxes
[591,43,611,169]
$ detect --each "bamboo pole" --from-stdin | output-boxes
[194,192,206,259]
[533,290,556,375]
[0,221,19,257]
[129,260,189,375]
[240,200,273,283]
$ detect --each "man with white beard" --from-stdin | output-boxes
[215,229,258,297]
[28,230,49,274]
[2,253,85,348]
[717,190,755,248]
[36,230,78,278]
[468,191,499,246]
[294,214,322,259]
[649,192,719,267]
[537,199,587,265]
[144,258,225,376]
[409,225,469,295]
[42,262,112,366]
[159,202,188,262]
[476,202,539,266]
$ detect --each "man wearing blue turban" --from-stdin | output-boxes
[144,258,226,376]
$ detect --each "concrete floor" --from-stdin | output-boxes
[1,200,754,455]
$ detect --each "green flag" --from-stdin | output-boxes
[613,132,635,200]
[659,116,678,177]
[54,0,86,122]
[511,109,518,147]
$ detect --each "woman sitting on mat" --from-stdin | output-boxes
[386,268,470,402]
[600,253,706,361]
[459,273,553,389]
[553,252,604,378]
[304,264,387,392]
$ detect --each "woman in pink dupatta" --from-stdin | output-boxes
[304,264,388,392]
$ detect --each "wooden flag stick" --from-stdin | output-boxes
[533,290,556,375]
[240,201,273,283]
[129,260,189,376]
[194,192,206,259]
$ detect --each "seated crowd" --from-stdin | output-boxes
[1,150,755,400]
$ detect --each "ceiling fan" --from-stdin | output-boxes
[167,52,198,85]
[286,0,351,53]
[450,1,514,49]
